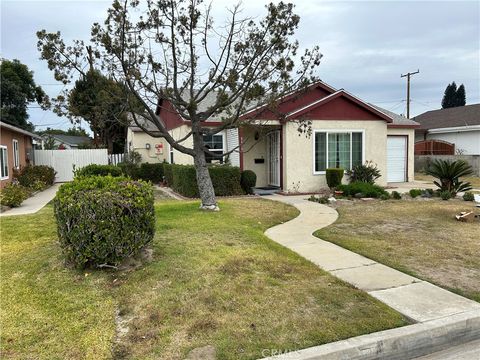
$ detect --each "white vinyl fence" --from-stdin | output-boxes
[34,149,108,182]
[108,153,125,165]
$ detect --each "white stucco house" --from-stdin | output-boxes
[413,104,480,155]
[127,81,419,192]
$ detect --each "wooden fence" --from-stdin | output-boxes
[414,140,455,155]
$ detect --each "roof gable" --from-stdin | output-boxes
[287,90,392,122]
[413,104,480,130]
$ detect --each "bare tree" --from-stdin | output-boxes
[37,0,321,210]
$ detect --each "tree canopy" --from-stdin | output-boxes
[0,59,49,131]
[441,82,466,109]
[36,0,321,209]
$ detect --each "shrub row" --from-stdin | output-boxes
[0,183,31,207]
[15,165,56,190]
[75,163,165,184]
[54,176,155,268]
[337,181,388,198]
[164,163,245,197]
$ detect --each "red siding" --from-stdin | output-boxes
[300,96,387,121]
[158,100,185,130]
[0,127,34,189]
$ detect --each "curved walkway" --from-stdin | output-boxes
[262,195,480,359]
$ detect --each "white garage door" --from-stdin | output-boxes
[387,136,407,183]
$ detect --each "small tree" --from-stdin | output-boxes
[441,82,457,109]
[456,84,466,107]
[37,0,321,210]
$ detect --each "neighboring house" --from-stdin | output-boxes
[413,104,480,155]
[43,134,92,149]
[0,121,42,188]
[127,81,419,192]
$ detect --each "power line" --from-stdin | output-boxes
[400,69,420,119]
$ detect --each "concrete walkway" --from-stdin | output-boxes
[264,194,480,322]
[0,184,60,217]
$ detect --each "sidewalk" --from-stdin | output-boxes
[0,183,60,217]
[263,194,480,358]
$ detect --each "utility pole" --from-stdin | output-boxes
[401,69,419,118]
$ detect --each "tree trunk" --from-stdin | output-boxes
[192,131,219,211]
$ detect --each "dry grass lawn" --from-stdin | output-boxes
[415,172,480,189]
[1,198,407,360]
[315,198,480,302]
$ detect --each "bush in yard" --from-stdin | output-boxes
[463,192,474,201]
[409,189,422,198]
[337,181,388,198]
[137,163,164,183]
[425,159,473,196]
[240,170,257,194]
[380,193,390,200]
[391,191,402,200]
[117,162,140,179]
[168,164,243,197]
[15,165,56,188]
[54,176,155,268]
[345,161,381,184]
[440,190,451,201]
[163,163,174,186]
[326,168,344,189]
[74,164,123,178]
[0,183,30,207]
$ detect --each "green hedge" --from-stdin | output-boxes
[54,176,155,268]
[326,168,344,189]
[15,165,56,189]
[337,181,388,198]
[0,183,30,207]
[137,163,164,183]
[74,164,123,178]
[240,170,257,194]
[167,164,243,197]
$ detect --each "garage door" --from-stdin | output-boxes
[387,136,407,182]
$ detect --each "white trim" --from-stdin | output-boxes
[0,145,9,180]
[312,129,365,175]
[12,139,19,169]
[427,124,480,134]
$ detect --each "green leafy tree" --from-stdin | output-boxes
[0,59,49,131]
[38,126,90,137]
[441,82,457,109]
[37,0,321,210]
[456,84,466,107]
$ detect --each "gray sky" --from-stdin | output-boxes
[1,0,479,132]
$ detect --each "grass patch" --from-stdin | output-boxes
[315,199,480,302]
[1,198,407,359]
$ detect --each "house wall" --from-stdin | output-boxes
[283,120,388,192]
[424,130,480,155]
[387,127,415,182]
[168,125,194,164]
[127,128,169,163]
[0,128,33,188]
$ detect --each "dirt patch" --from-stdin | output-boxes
[185,345,216,360]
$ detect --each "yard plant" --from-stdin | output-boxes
[0,183,30,207]
[345,161,381,184]
[326,168,344,189]
[425,159,473,195]
[14,164,55,190]
[54,176,155,268]
[240,170,257,194]
[337,181,388,198]
[74,164,123,178]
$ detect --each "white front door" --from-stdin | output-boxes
[267,131,280,187]
[387,136,407,182]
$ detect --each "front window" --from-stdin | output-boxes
[13,139,19,169]
[203,134,224,163]
[314,131,363,173]
[0,146,8,179]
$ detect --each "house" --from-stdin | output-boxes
[127,81,419,192]
[43,134,92,149]
[0,121,42,188]
[413,104,480,155]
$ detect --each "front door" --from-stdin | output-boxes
[267,130,280,187]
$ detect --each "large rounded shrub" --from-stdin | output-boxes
[240,170,257,194]
[54,176,155,268]
[15,165,56,188]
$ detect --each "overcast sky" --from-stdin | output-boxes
[1,0,479,132]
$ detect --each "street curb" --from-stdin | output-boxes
[260,309,480,360]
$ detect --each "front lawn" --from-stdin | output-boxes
[315,199,480,302]
[1,198,407,359]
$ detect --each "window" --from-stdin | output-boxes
[203,134,224,163]
[0,146,8,180]
[314,131,363,173]
[13,139,19,169]
[169,144,174,164]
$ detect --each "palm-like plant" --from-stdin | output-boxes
[425,159,473,195]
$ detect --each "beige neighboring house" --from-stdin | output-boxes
[127,81,419,192]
